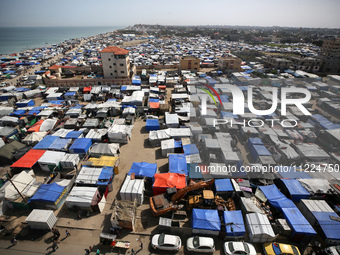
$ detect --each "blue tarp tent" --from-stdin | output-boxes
[169,154,187,175]
[145,119,160,131]
[33,135,58,150]
[250,145,271,160]
[69,138,92,154]
[97,166,114,185]
[16,99,34,108]
[149,98,159,103]
[223,210,246,236]
[29,183,65,203]
[26,110,40,116]
[10,109,26,116]
[281,179,310,201]
[65,130,84,139]
[64,91,76,97]
[128,162,157,178]
[259,185,316,236]
[312,211,340,242]
[188,163,203,179]
[214,179,234,192]
[247,138,264,147]
[183,144,199,156]
[192,209,221,231]
[310,115,340,130]
[49,138,72,151]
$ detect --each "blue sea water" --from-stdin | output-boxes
[0,26,124,55]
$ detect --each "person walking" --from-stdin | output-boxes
[52,241,58,251]
[131,248,135,255]
[140,242,143,250]
[66,230,71,237]
[11,236,17,245]
[96,249,100,255]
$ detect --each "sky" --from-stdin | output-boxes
[0,0,339,28]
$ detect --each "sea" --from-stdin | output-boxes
[0,26,124,55]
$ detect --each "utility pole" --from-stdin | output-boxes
[6,172,27,203]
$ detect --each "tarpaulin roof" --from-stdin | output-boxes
[250,145,271,160]
[33,135,58,150]
[49,137,72,151]
[146,119,160,131]
[153,173,186,189]
[149,102,160,109]
[274,166,312,179]
[214,179,234,192]
[83,87,92,92]
[281,179,310,201]
[69,138,92,154]
[188,164,204,179]
[223,210,246,236]
[247,138,264,147]
[192,209,221,231]
[28,119,44,132]
[65,130,83,139]
[29,183,65,203]
[11,149,46,168]
[97,166,114,185]
[169,154,187,175]
[183,144,199,156]
[311,211,340,241]
[259,185,296,209]
[128,162,157,178]
[11,109,26,116]
[310,114,340,130]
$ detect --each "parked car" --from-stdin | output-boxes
[23,80,35,85]
[224,241,257,255]
[263,242,300,255]
[186,236,215,253]
[151,233,181,251]
[21,76,28,81]
[0,82,8,87]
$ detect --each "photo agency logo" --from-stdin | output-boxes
[198,83,312,128]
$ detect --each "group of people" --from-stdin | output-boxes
[50,228,71,251]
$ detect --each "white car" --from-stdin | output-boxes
[187,236,215,253]
[151,233,181,251]
[224,242,257,255]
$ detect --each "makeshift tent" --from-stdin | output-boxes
[89,143,119,157]
[39,119,57,132]
[11,149,46,169]
[128,162,157,178]
[223,210,246,237]
[192,209,221,236]
[280,179,310,201]
[246,213,277,243]
[16,99,34,108]
[250,145,272,161]
[28,119,44,132]
[107,124,131,143]
[0,170,35,201]
[33,135,58,150]
[168,154,187,175]
[152,173,186,195]
[65,186,101,212]
[145,119,160,131]
[26,209,57,230]
[38,151,66,172]
[119,175,144,205]
[87,156,119,175]
[85,129,108,142]
[165,112,179,128]
[274,166,312,179]
[29,183,67,210]
[69,138,92,155]
[22,131,47,145]
[214,179,234,196]
[161,139,176,157]
[0,141,26,164]
[48,137,72,151]
[259,185,316,239]
[183,144,199,156]
[64,130,84,139]
[59,153,80,170]
[75,166,113,186]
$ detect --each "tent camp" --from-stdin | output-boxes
[65,186,102,212]
[107,124,132,144]
[192,209,221,236]
[33,135,58,150]
[152,173,186,195]
[22,132,47,145]
[59,153,80,170]
[11,149,46,169]
[69,138,92,155]
[38,151,66,172]
[246,213,277,243]
[277,179,310,202]
[128,162,157,178]
[119,175,145,205]
[75,166,114,187]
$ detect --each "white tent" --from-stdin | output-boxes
[119,175,144,206]
[161,139,175,157]
[40,119,57,132]
[107,124,132,144]
[65,186,101,212]
[85,129,108,142]
[246,213,277,243]
[89,143,120,156]
[38,151,66,172]
[0,170,36,201]
[26,209,57,230]
[59,153,80,170]
[22,131,47,145]
[165,112,179,128]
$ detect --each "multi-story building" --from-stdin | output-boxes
[263,56,292,71]
[218,57,242,73]
[100,46,130,79]
[180,56,200,72]
[289,57,321,72]
[321,38,340,58]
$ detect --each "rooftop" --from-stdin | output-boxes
[100,46,129,55]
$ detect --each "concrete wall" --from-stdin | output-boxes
[43,77,132,88]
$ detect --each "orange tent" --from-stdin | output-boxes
[152,173,186,195]
[28,120,44,132]
[149,102,160,109]
[158,85,166,90]
[11,149,46,169]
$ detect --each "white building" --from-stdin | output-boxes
[100,46,130,79]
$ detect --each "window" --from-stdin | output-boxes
[114,70,117,73]
[108,58,111,61]
[109,66,112,69]
[110,73,113,76]
[120,71,125,73]
[292,246,300,255]
[120,63,124,66]
[113,63,116,66]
